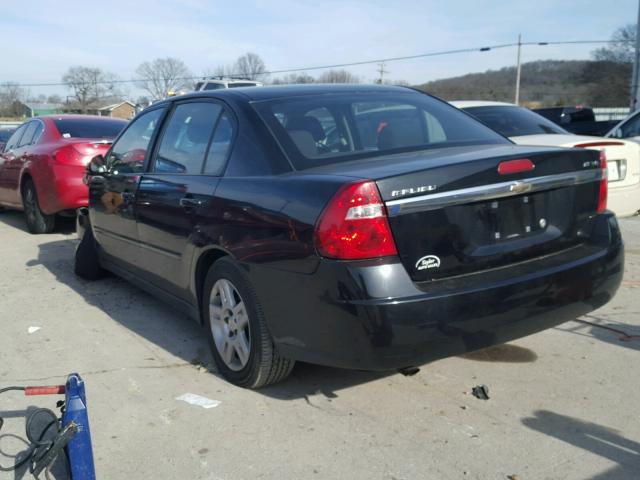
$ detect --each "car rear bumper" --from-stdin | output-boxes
[38,164,88,215]
[608,180,640,217]
[250,212,623,371]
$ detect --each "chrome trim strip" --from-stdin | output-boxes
[385,169,602,216]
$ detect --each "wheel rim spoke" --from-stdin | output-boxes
[221,339,235,365]
[234,303,248,329]
[235,333,250,366]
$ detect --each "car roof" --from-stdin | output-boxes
[169,83,415,103]
[450,100,517,108]
[37,114,128,121]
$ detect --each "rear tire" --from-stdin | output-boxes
[203,257,294,388]
[22,179,55,234]
[74,227,105,280]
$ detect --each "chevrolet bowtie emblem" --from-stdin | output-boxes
[510,182,532,194]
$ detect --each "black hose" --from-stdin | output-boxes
[0,388,69,478]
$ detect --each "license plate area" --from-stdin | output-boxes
[485,194,546,242]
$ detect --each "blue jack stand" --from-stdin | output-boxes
[0,373,96,479]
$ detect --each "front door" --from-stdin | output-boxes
[90,107,165,270]
[136,100,234,299]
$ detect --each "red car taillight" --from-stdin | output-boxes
[53,144,87,165]
[597,150,608,213]
[315,180,398,260]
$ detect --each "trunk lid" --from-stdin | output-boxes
[307,144,603,282]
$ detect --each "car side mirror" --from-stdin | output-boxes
[88,154,106,174]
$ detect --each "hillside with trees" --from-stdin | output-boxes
[415,60,631,107]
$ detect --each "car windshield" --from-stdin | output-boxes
[463,106,568,137]
[253,92,509,169]
[0,128,16,142]
[53,118,127,139]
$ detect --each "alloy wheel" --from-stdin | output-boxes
[209,278,251,371]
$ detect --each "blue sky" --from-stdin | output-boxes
[1,0,637,97]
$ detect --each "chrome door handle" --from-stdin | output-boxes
[179,197,203,208]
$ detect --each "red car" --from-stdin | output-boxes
[0,115,127,233]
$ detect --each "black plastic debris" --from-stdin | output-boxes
[471,384,490,400]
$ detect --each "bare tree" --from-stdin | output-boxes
[234,53,267,80]
[47,94,63,104]
[0,82,28,117]
[62,66,120,113]
[271,72,315,85]
[592,24,635,63]
[136,57,192,100]
[317,69,360,84]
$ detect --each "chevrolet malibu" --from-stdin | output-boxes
[75,85,623,388]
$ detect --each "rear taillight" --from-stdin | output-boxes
[597,150,608,213]
[315,180,398,260]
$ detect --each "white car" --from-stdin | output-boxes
[194,78,263,91]
[452,101,640,217]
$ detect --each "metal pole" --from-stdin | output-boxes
[631,0,640,111]
[515,34,522,105]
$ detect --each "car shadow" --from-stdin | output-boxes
[460,343,538,363]
[554,314,640,352]
[31,239,395,399]
[522,410,640,479]
[0,210,76,235]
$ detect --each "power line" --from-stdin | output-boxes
[2,39,618,88]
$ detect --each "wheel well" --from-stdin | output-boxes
[195,249,228,322]
[20,173,32,194]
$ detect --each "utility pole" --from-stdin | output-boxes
[631,0,640,112]
[515,34,522,105]
[376,62,389,84]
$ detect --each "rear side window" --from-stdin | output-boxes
[254,92,508,170]
[18,122,38,147]
[107,108,163,174]
[153,102,222,174]
[53,118,127,139]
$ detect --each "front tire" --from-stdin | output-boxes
[22,179,55,234]
[74,227,105,280]
[203,258,294,388]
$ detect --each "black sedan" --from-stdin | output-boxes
[76,84,623,388]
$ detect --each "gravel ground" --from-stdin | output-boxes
[0,210,638,480]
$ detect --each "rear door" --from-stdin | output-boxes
[0,123,29,205]
[90,107,165,269]
[135,99,234,299]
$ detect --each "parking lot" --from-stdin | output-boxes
[0,210,638,479]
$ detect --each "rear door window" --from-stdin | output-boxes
[18,122,37,147]
[152,102,222,174]
[107,108,164,174]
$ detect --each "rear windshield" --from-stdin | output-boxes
[253,92,509,169]
[228,82,259,88]
[53,118,127,139]
[464,106,567,137]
